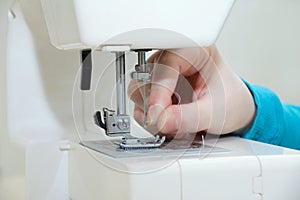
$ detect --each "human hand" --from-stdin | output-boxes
[128,46,255,139]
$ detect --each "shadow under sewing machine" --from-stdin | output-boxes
[41,0,300,199]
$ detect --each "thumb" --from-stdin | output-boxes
[156,97,213,135]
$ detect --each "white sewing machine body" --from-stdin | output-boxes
[3,0,300,199]
[68,137,300,200]
[41,0,235,50]
[39,0,300,199]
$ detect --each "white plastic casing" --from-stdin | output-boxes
[67,137,300,200]
[40,0,235,50]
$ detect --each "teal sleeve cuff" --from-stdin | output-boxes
[241,81,284,146]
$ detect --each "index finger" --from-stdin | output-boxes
[147,50,194,125]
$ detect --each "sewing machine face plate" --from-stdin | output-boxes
[80,139,230,158]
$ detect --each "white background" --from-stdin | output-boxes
[217,0,300,104]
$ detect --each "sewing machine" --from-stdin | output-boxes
[37,0,300,199]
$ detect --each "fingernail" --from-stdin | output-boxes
[147,104,164,125]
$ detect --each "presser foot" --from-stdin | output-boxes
[94,108,166,150]
[94,108,131,136]
[117,135,166,150]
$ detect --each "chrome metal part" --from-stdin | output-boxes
[130,71,151,80]
[94,51,131,136]
[115,52,127,115]
[94,51,163,146]
[95,52,131,137]
[80,139,229,158]
[119,135,166,150]
[103,108,130,136]
[131,51,151,81]
[137,51,147,72]
[131,50,152,126]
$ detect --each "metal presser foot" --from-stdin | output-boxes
[94,109,166,150]
[118,135,166,150]
[92,50,166,150]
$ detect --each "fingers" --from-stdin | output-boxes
[133,104,162,136]
[156,97,212,135]
[128,79,151,111]
[147,65,179,124]
[130,46,254,138]
[146,48,212,126]
[133,105,144,126]
[130,47,227,137]
[127,80,144,110]
[146,51,191,125]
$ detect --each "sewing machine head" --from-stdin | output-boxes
[41,0,235,149]
[41,0,235,50]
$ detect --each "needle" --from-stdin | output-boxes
[143,79,147,127]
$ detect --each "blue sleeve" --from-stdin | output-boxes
[241,81,300,150]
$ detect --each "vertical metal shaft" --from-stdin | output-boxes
[115,52,126,115]
[138,51,147,72]
[137,51,148,126]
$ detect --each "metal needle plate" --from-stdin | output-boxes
[80,139,229,158]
